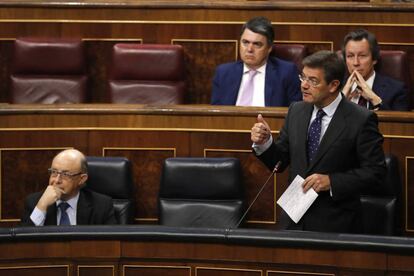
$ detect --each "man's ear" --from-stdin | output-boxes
[329,80,340,93]
[79,174,88,187]
[267,44,273,56]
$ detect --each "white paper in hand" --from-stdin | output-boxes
[276,175,318,223]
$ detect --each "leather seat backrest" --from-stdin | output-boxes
[159,157,245,228]
[360,154,401,235]
[376,50,411,108]
[85,156,135,224]
[109,44,186,104]
[10,37,88,104]
[376,50,410,88]
[270,44,308,71]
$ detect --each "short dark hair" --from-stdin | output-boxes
[240,16,274,46]
[302,50,345,90]
[341,29,380,61]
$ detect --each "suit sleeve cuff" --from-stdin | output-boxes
[252,135,274,155]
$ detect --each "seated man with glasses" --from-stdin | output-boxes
[21,149,117,226]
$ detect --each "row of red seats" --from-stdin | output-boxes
[10,37,186,104]
[9,37,411,105]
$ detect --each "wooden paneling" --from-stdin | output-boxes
[78,266,115,276]
[2,225,414,275]
[0,2,414,104]
[124,265,190,276]
[196,267,261,276]
[0,266,69,276]
[1,105,414,235]
[172,40,238,104]
[1,148,66,222]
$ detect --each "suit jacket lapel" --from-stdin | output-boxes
[229,62,244,104]
[76,190,92,225]
[298,104,313,168]
[307,98,347,172]
[372,74,387,100]
[264,58,276,106]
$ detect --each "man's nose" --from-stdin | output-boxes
[352,56,360,65]
[55,173,63,182]
[301,79,310,89]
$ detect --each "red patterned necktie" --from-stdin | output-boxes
[358,95,368,108]
[354,86,368,108]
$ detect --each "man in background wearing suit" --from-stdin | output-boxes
[21,149,116,226]
[341,29,409,111]
[251,51,386,233]
[211,16,302,107]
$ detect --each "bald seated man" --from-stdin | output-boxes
[21,149,117,226]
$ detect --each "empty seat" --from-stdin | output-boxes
[159,157,245,228]
[360,154,402,235]
[377,50,410,86]
[376,50,411,107]
[10,37,88,104]
[85,156,135,224]
[270,44,308,71]
[109,44,186,104]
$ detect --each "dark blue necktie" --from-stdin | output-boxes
[307,109,326,163]
[58,202,70,226]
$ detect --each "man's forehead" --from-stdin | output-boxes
[303,67,324,78]
[241,29,267,40]
[51,154,81,170]
[346,39,370,52]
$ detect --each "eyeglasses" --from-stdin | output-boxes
[298,74,321,87]
[48,168,82,180]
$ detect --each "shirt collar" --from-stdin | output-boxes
[57,191,80,209]
[314,93,342,117]
[243,63,267,74]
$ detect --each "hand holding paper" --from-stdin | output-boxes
[277,175,318,223]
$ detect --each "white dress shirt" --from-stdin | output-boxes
[236,63,267,107]
[30,192,80,226]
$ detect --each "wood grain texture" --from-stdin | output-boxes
[0,2,414,104]
[0,105,413,235]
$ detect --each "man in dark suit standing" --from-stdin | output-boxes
[251,51,386,233]
[342,29,409,111]
[211,16,302,107]
[21,149,116,226]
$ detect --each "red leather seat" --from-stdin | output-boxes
[10,37,87,104]
[376,50,411,94]
[109,44,186,104]
[270,44,308,71]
